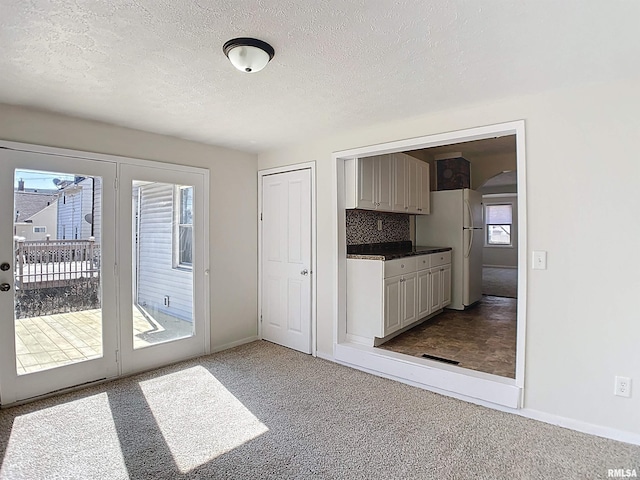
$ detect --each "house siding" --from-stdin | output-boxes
[135,183,193,322]
[57,178,101,241]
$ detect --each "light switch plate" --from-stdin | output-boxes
[532,251,547,270]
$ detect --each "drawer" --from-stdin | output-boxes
[430,251,451,267]
[384,257,417,278]
[415,254,431,270]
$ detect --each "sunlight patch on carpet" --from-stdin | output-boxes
[0,393,128,480]
[139,366,268,473]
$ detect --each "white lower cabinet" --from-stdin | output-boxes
[384,276,402,334]
[383,272,417,337]
[346,251,452,344]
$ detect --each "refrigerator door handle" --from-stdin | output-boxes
[465,199,474,229]
[464,227,473,258]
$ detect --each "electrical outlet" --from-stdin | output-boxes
[614,376,632,397]
[377,219,383,231]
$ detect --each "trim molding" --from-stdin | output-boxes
[318,349,640,446]
[519,409,640,446]
[210,336,259,354]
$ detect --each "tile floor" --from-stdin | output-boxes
[14,307,192,375]
[378,295,517,378]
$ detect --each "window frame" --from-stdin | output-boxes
[173,185,194,270]
[484,203,513,248]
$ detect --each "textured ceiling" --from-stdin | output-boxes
[1,1,639,153]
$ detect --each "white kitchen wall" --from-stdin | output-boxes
[258,77,640,438]
[0,104,259,351]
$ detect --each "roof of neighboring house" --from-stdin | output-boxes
[14,191,58,222]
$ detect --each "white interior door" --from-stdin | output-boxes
[261,169,312,354]
[118,164,209,374]
[0,148,118,405]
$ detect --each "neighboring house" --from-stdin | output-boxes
[13,191,58,241]
[134,182,193,322]
[57,176,101,242]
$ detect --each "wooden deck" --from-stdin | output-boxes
[14,308,192,375]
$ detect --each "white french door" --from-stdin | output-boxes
[0,144,209,405]
[117,163,209,374]
[0,148,118,404]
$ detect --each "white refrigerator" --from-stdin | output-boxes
[415,188,483,310]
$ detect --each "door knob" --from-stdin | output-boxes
[0,262,10,271]
[0,283,11,292]
[301,269,309,276]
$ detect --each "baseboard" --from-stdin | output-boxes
[519,409,640,446]
[210,336,259,354]
[323,343,640,446]
[316,351,334,361]
[483,264,518,269]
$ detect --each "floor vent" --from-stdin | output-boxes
[421,354,460,365]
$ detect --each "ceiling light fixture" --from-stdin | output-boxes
[223,37,275,73]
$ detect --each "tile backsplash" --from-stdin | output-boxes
[346,209,411,245]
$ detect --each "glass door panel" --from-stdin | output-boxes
[0,149,117,405]
[132,181,195,349]
[119,164,208,375]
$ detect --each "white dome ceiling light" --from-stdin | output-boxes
[223,38,275,73]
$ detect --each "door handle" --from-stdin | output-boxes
[0,283,11,292]
[301,269,309,276]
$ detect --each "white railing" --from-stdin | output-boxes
[14,237,100,290]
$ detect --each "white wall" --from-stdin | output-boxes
[472,152,517,190]
[258,77,640,437]
[0,104,259,351]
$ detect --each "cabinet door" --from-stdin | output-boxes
[357,157,377,210]
[417,269,431,319]
[441,264,452,307]
[391,154,408,212]
[429,267,442,313]
[406,157,420,214]
[401,273,418,327]
[384,276,402,335]
[376,154,393,211]
[417,161,430,214]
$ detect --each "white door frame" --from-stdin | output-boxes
[258,162,317,356]
[0,139,210,404]
[333,120,527,408]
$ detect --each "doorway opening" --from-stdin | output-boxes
[335,121,527,408]
[374,137,519,379]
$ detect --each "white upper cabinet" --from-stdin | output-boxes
[345,154,430,214]
[391,153,408,212]
[392,153,430,215]
[416,160,430,214]
[345,156,393,211]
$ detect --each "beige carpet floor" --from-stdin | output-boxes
[1,341,638,479]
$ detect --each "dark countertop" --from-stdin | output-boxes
[346,241,452,261]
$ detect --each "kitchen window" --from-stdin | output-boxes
[485,204,512,246]
[175,185,193,268]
